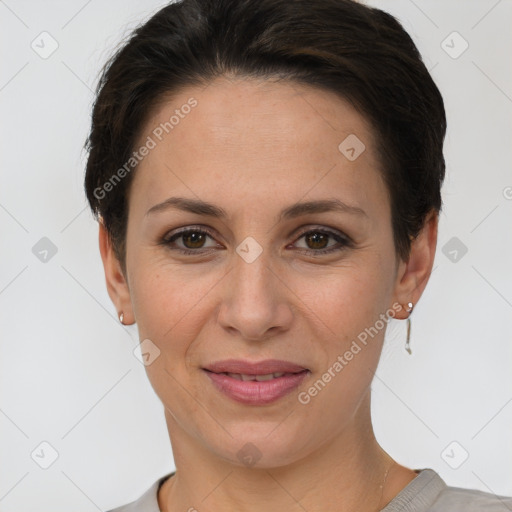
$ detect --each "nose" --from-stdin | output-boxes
[217,247,294,341]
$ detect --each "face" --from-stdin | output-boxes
[102,76,432,468]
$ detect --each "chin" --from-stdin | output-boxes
[209,426,312,470]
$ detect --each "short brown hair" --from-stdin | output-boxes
[84,0,446,271]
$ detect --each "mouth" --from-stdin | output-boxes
[202,359,310,405]
[203,358,309,375]
[204,370,304,381]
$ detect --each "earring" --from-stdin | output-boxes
[119,312,124,325]
[404,302,413,355]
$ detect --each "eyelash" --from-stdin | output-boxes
[161,226,352,257]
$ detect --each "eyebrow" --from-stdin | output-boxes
[145,196,368,220]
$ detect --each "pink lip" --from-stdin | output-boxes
[203,359,310,405]
[204,359,308,375]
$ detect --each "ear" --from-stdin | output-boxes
[98,220,134,324]
[391,210,438,319]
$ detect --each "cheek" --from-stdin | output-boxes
[293,271,388,418]
[128,262,215,416]
[294,258,393,390]
[297,260,391,340]
[129,262,216,341]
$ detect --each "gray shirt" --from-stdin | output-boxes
[108,468,512,511]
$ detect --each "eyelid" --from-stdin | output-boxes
[163,225,349,243]
[292,224,351,241]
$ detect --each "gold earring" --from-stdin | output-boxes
[405,302,413,355]
[119,312,124,325]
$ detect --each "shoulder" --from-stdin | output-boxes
[383,468,512,512]
[430,483,512,511]
[106,472,175,512]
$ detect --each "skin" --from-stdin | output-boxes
[99,76,438,512]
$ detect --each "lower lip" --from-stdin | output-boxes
[203,369,309,405]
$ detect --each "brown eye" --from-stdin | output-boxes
[163,228,219,254]
[304,232,330,250]
[294,228,352,256]
[181,231,207,249]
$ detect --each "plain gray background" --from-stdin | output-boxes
[1,0,511,510]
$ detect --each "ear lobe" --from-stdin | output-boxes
[392,210,439,319]
[98,221,134,324]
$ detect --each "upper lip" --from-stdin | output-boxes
[203,359,308,375]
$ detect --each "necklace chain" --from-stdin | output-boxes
[375,461,394,512]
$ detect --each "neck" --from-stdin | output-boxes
[159,391,412,512]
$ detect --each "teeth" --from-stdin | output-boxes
[224,372,288,381]
[255,373,275,381]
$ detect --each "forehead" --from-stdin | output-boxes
[142,76,376,153]
[129,76,386,220]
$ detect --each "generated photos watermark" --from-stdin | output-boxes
[297,301,403,404]
[93,97,198,201]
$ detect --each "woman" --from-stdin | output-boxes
[84,0,511,510]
